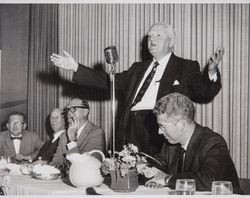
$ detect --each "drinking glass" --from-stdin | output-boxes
[212,181,233,195]
[6,157,11,163]
[0,156,7,169]
[175,179,196,195]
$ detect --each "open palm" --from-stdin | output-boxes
[208,47,225,71]
[50,51,78,71]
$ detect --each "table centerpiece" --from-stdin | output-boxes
[101,143,156,192]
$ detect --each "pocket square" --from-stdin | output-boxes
[173,80,180,85]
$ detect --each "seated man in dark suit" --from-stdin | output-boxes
[145,92,243,194]
[0,111,44,162]
[50,98,106,167]
[33,108,66,164]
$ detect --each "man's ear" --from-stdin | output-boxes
[23,123,27,130]
[6,123,10,130]
[169,38,175,49]
[177,119,186,129]
[169,39,175,48]
[83,109,90,116]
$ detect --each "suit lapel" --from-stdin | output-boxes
[5,132,17,155]
[168,145,181,174]
[157,54,183,100]
[127,60,152,107]
[76,121,92,145]
[19,131,27,154]
[183,124,202,171]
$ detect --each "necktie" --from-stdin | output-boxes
[131,61,159,107]
[10,136,22,140]
[177,146,186,173]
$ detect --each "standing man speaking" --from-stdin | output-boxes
[50,22,224,155]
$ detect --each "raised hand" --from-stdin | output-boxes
[208,47,225,75]
[50,50,78,71]
[67,116,80,141]
[15,154,32,162]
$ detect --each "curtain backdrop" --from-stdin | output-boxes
[56,4,250,178]
[27,4,250,178]
[27,4,59,140]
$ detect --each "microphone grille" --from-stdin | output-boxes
[104,46,119,64]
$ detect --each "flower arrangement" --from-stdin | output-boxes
[101,143,156,178]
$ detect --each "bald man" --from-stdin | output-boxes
[33,108,66,164]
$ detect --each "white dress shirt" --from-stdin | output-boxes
[52,130,65,143]
[131,53,218,111]
[180,135,192,171]
[11,135,22,154]
[131,53,171,111]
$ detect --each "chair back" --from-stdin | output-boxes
[239,178,250,195]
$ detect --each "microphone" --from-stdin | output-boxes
[104,46,119,64]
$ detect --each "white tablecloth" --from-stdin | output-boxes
[0,172,182,196]
[0,174,85,195]
[0,170,238,197]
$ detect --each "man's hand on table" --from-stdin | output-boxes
[32,160,48,165]
[145,168,170,188]
[15,154,32,162]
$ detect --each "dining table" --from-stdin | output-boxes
[0,170,169,196]
[0,169,240,197]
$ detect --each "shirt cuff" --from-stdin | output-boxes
[165,175,172,186]
[73,63,79,72]
[208,72,217,82]
[66,141,77,150]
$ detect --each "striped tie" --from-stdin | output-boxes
[131,61,159,107]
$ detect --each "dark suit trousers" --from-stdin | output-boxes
[126,110,164,155]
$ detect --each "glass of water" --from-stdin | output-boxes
[212,181,233,195]
[175,179,196,195]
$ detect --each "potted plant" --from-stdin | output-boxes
[101,143,156,192]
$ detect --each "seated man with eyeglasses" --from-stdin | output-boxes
[0,111,44,162]
[50,98,106,167]
[144,93,242,194]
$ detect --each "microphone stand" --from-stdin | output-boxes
[104,45,119,158]
[110,63,116,158]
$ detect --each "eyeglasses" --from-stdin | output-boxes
[63,106,89,114]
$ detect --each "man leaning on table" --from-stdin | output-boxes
[0,111,44,162]
[145,92,243,194]
[50,98,106,167]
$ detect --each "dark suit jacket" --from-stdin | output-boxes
[73,53,221,149]
[50,121,105,166]
[154,124,242,194]
[0,130,44,160]
[33,131,65,163]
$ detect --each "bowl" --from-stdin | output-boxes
[32,164,61,180]
[20,164,33,175]
[33,172,61,180]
